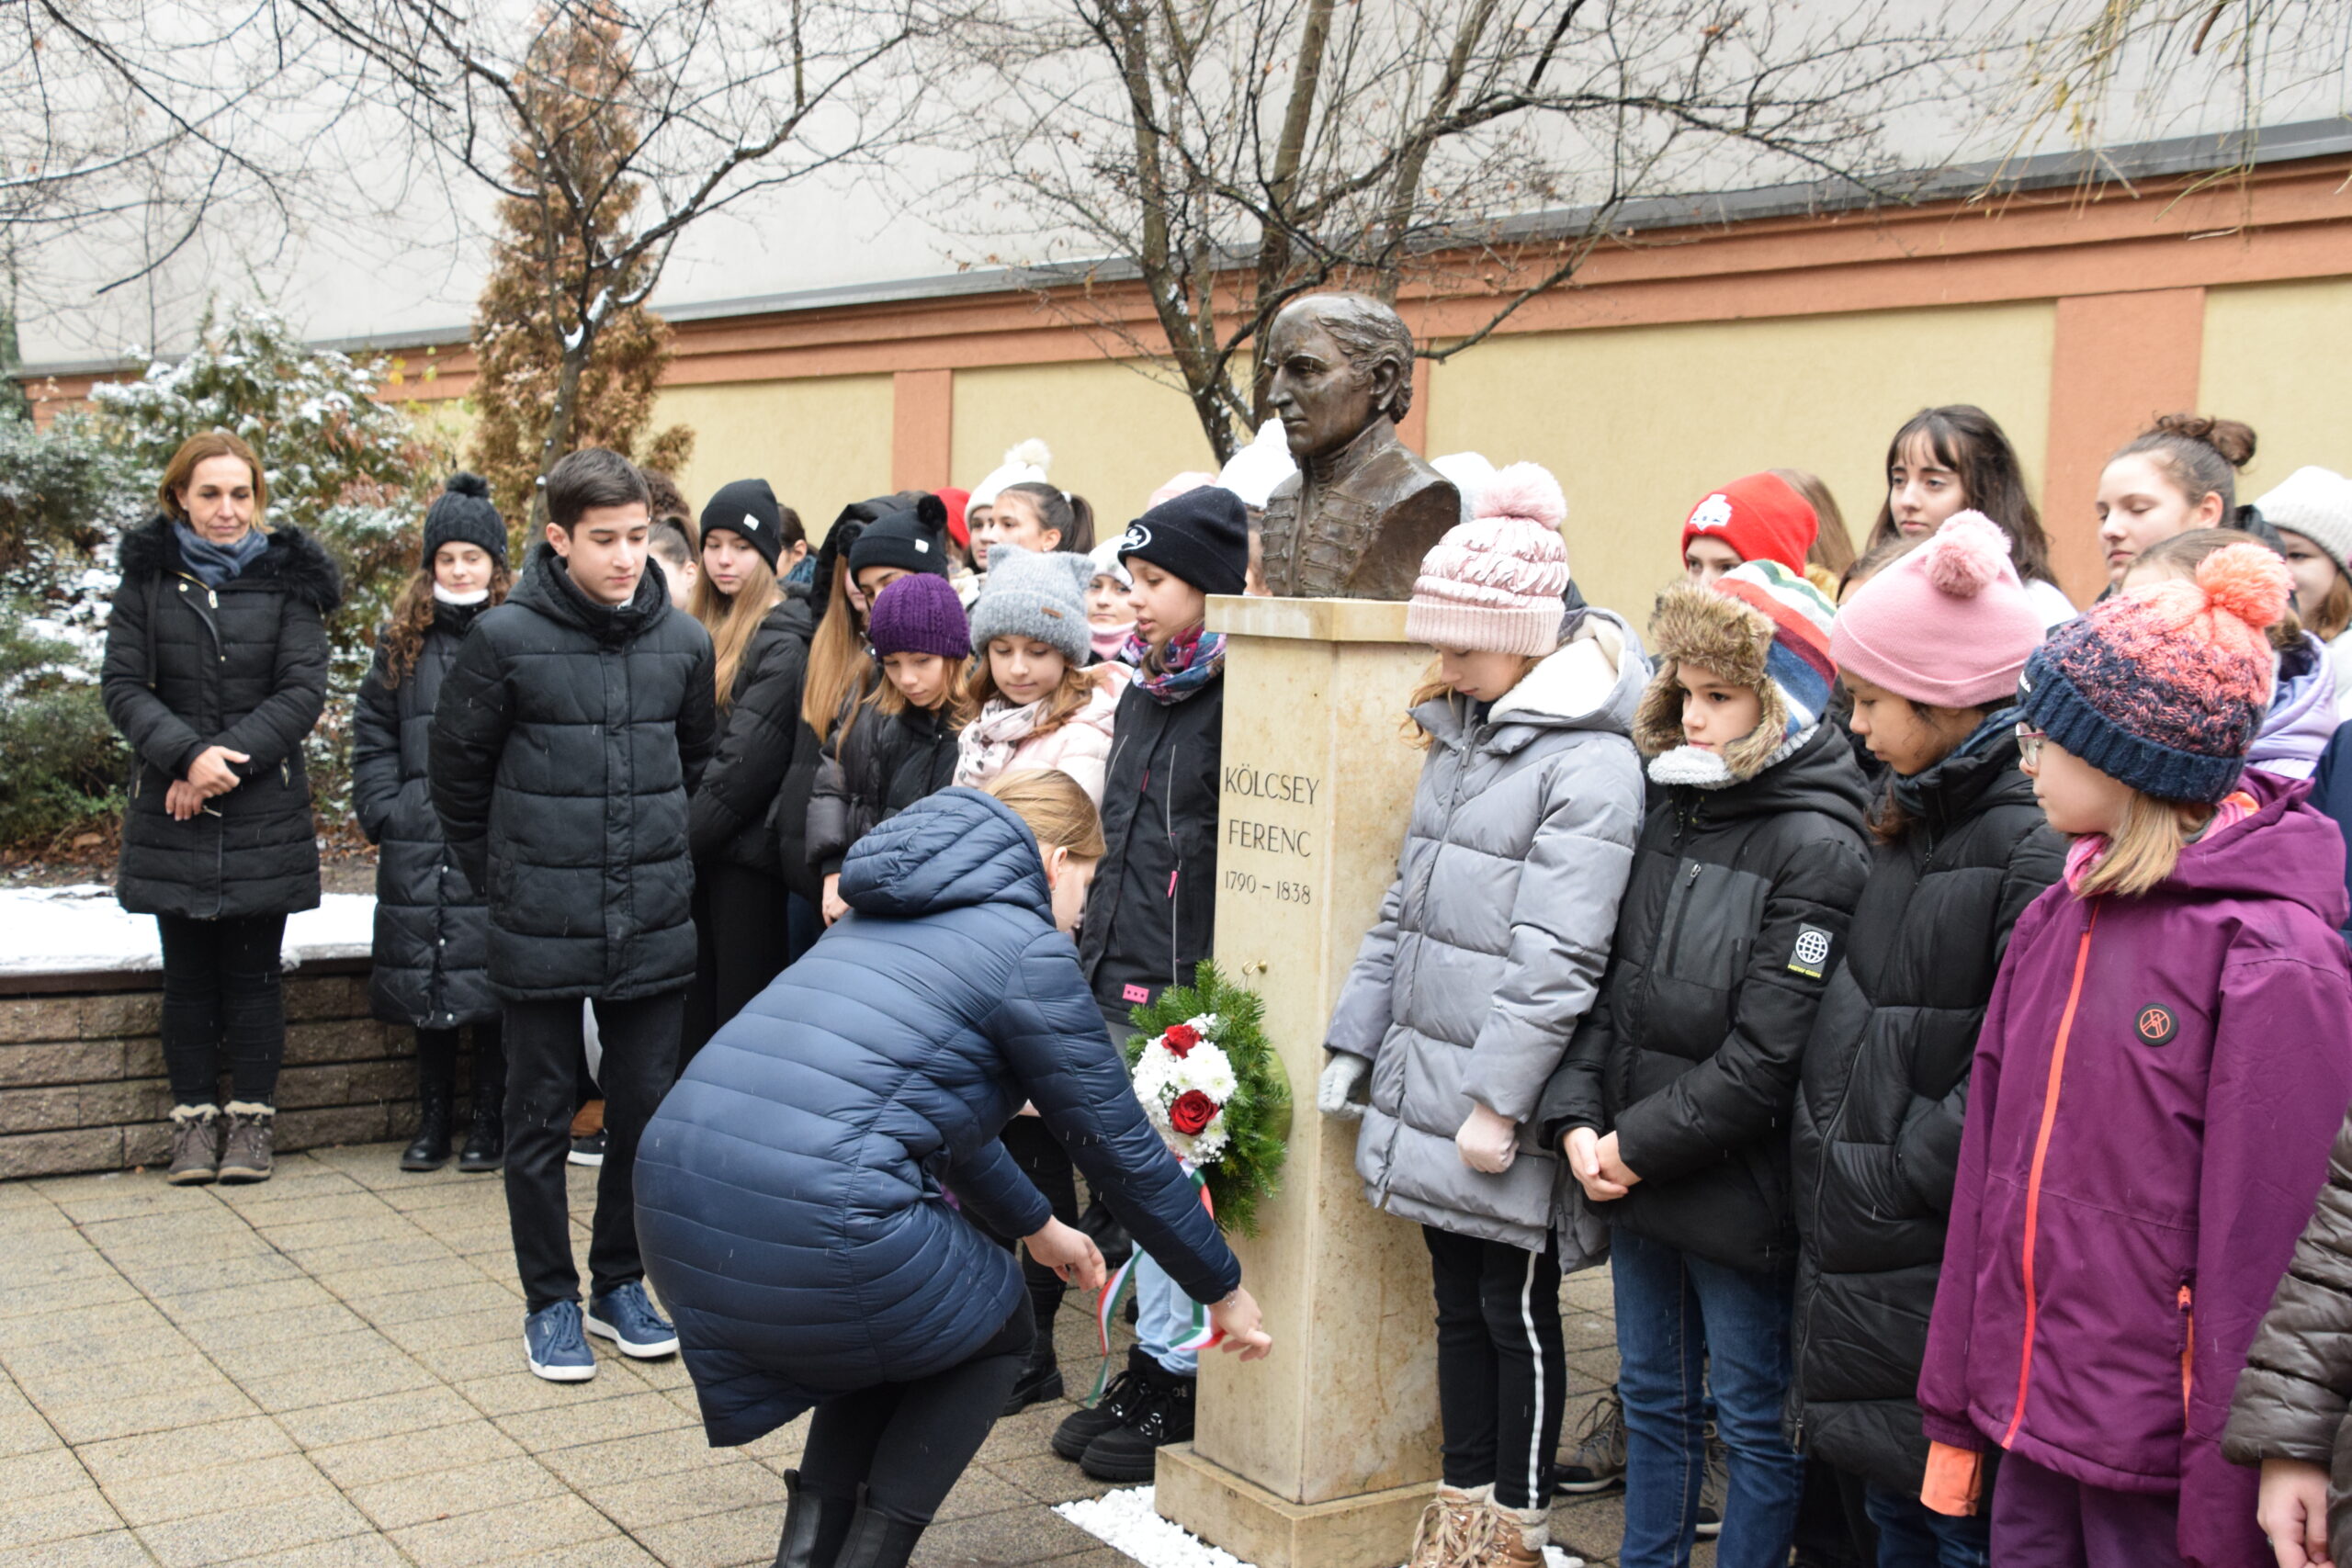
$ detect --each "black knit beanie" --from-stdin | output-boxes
[699,478,786,571]
[1118,485,1248,597]
[422,473,507,568]
[848,493,952,580]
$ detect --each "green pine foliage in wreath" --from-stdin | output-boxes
[1121,962,1290,1236]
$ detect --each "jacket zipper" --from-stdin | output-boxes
[2178,1277,2196,1425]
[2001,901,2100,1449]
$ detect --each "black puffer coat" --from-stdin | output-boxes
[804,700,958,878]
[430,544,717,1001]
[1078,674,1224,1021]
[1786,728,2064,1491]
[351,598,498,1030]
[101,519,342,920]
[688,590,813,876]
[1538,724,1870,1273]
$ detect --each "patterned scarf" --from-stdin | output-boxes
[1125,625,1225,705]
[954,695,1047,788]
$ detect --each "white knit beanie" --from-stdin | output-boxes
[1430,452,1498,526]
[2255,466,2352,578]
[1404,462,1570,656]
[1216,419,1296,509]
[969,439,1052,512]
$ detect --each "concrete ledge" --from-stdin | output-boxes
[1207,596,1411,644]
[1156,1445,1431,1568]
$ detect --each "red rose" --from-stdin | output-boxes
[1161,1024,1200,1057]
[1168,1089,1218,1137]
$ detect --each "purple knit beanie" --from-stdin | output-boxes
[867,572,970,660]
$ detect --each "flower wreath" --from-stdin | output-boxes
[1120,961,1289,1237]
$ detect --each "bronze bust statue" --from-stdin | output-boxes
[1257,293,1460,600]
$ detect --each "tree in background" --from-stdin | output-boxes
[467,10,691,527]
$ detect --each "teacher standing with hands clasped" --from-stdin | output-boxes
[102,430,342,1188]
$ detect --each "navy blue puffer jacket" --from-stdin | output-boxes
[635,787,1241,1447]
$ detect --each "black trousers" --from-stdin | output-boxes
[1425,1224,1566,1511]
[415,1020,505,1107]
[503,992,682,1312]
[799,1302,1034,1524]
[683,863,792,1068]
[965,1116,1080,1343]
[157,912,288,1106]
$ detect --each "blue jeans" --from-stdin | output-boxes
[1866,1480,1990,1568]
[1134,1249,1198,1375]
[1611,1227,1804,1568]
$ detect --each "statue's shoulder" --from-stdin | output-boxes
[1349,442,1455,510]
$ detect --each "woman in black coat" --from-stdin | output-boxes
[101,431,342,1187]
[638,773,1269,1568]
[351,475,511,1175]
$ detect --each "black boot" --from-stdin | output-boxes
[830,1504,924,1568]
[458,1096,504,1173]
[1000,1331,1063,1416]
[1079,1357,1195,1483]
[773,1469,859,1568]
[401,1084,454,1171]
[1051,1346,1151,1461]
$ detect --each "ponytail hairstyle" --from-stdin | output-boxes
[692,552,783,709]
[2111,412,2257,520]
[1870,405,2055,587]
[998,481,1095,554]
[984,767,1107,860]
[379,558,514,688]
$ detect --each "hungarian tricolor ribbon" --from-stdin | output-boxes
[1080,1164,1221,1405]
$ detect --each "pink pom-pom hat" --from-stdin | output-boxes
[1405,461,1571,656]
[1831,512,2046,708]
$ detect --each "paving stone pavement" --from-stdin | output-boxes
[0,1144,1676,1568]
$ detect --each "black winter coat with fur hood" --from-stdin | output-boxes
[101,517,343,920]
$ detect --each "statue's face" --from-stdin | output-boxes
[1265,311,1384,461]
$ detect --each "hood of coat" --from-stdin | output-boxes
[119,515,344,612]
[769,586,816,645]
[2251,633,2336,779]
[2157,769,2349,928]
[506,539,673,645]
[1417,606,1648,753]
[839,787,1053,923]
[1886,714,2036,833]
[1672,717,1871,830]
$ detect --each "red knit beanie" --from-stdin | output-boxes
[1679,472,1818,577]
[936,488,971,550]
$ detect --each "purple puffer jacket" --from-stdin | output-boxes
[1918,771,2352,1567]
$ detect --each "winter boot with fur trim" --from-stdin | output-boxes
[167,1104,220,1185]
[217,1102,276,1183]
[1481,1500,1549,1568]
[1407,1484,1497,1568]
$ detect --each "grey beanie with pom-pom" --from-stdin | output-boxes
[422,473,507,568]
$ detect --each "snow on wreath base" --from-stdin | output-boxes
[1055,1485,1585,1568]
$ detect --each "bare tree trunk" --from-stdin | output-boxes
[533,333,591,529]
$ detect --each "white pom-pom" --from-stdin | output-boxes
[1005,438,1053,471]
[1473,462,1566,529]
[1922,512,2011,597]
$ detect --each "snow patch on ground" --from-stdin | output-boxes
[1055,1485,1584,1568]
[0,885,377,976]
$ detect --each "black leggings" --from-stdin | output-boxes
[416,1021,505,1106]
[1425,1224,1566,1511]
[798,1303,1034,1524]
[683,863,793,1068]
[157,912,288,1106]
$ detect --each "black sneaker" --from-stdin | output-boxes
[1051,1347,1151,1460]
[568,1129,606,1168]
[1693,1425,1726,1539]
[1554,1386,1626,1494]
[1079,1360,1194,1483]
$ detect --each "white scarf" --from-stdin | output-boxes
[433,583,492,606]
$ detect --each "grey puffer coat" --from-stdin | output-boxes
[2226,1111,2352,1567]
[1326,611,1649,1253]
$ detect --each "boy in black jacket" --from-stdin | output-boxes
[433,448,718,1382]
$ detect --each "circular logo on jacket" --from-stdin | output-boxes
[1793,930,1831,969]
[2135,1003,2178,1046]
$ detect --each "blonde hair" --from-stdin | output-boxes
[2074,790,2211,899]
[161,430,266,527]
[692,553,781,710]
[804,564,876,742]
[865,653,978,728]
[1402,655,1541,747]
[985,768,1106,859]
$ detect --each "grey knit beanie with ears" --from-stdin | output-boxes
[967,545,1093,666]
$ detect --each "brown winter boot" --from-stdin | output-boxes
[1407,1484,1497,1568]
[166,1104,220,1185]
[216,1101,276,1183]
[1481,1500,1549,1568]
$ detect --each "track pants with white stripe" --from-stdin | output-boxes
[1424,1225,1566,1510]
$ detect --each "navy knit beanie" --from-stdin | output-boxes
[1117,486,1248,598]
[422,473,507,568]
[849,494,952,580]
[867,571,971,660]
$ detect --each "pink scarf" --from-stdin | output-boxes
[2063,789,2257,895]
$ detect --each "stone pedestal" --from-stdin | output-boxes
[1155,595,1442,1568]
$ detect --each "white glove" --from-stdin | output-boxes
[1317,1052,1371,1119]
[1455,1103,1519,1175]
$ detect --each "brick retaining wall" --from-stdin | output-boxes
[0,963,445,1179]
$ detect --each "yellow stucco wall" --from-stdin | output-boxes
[952,360,1226,536]
[650,374,895,539]
[1427,302,2059,619]
[2200,277,2352,498]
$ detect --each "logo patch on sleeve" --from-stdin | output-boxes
[1787,925,1835,979]
[2135,1003,2178,1046]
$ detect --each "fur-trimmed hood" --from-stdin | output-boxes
[118,515,345,613]
[1633,579,1787,779]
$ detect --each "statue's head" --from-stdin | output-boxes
[1263,293,1415,462]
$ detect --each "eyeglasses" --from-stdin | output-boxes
[2015,725,2048,768]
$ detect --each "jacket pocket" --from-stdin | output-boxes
[1657,861,1770,990]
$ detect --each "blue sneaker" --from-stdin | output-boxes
[586,1280,679,1359]
[523,1300,597,1382]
